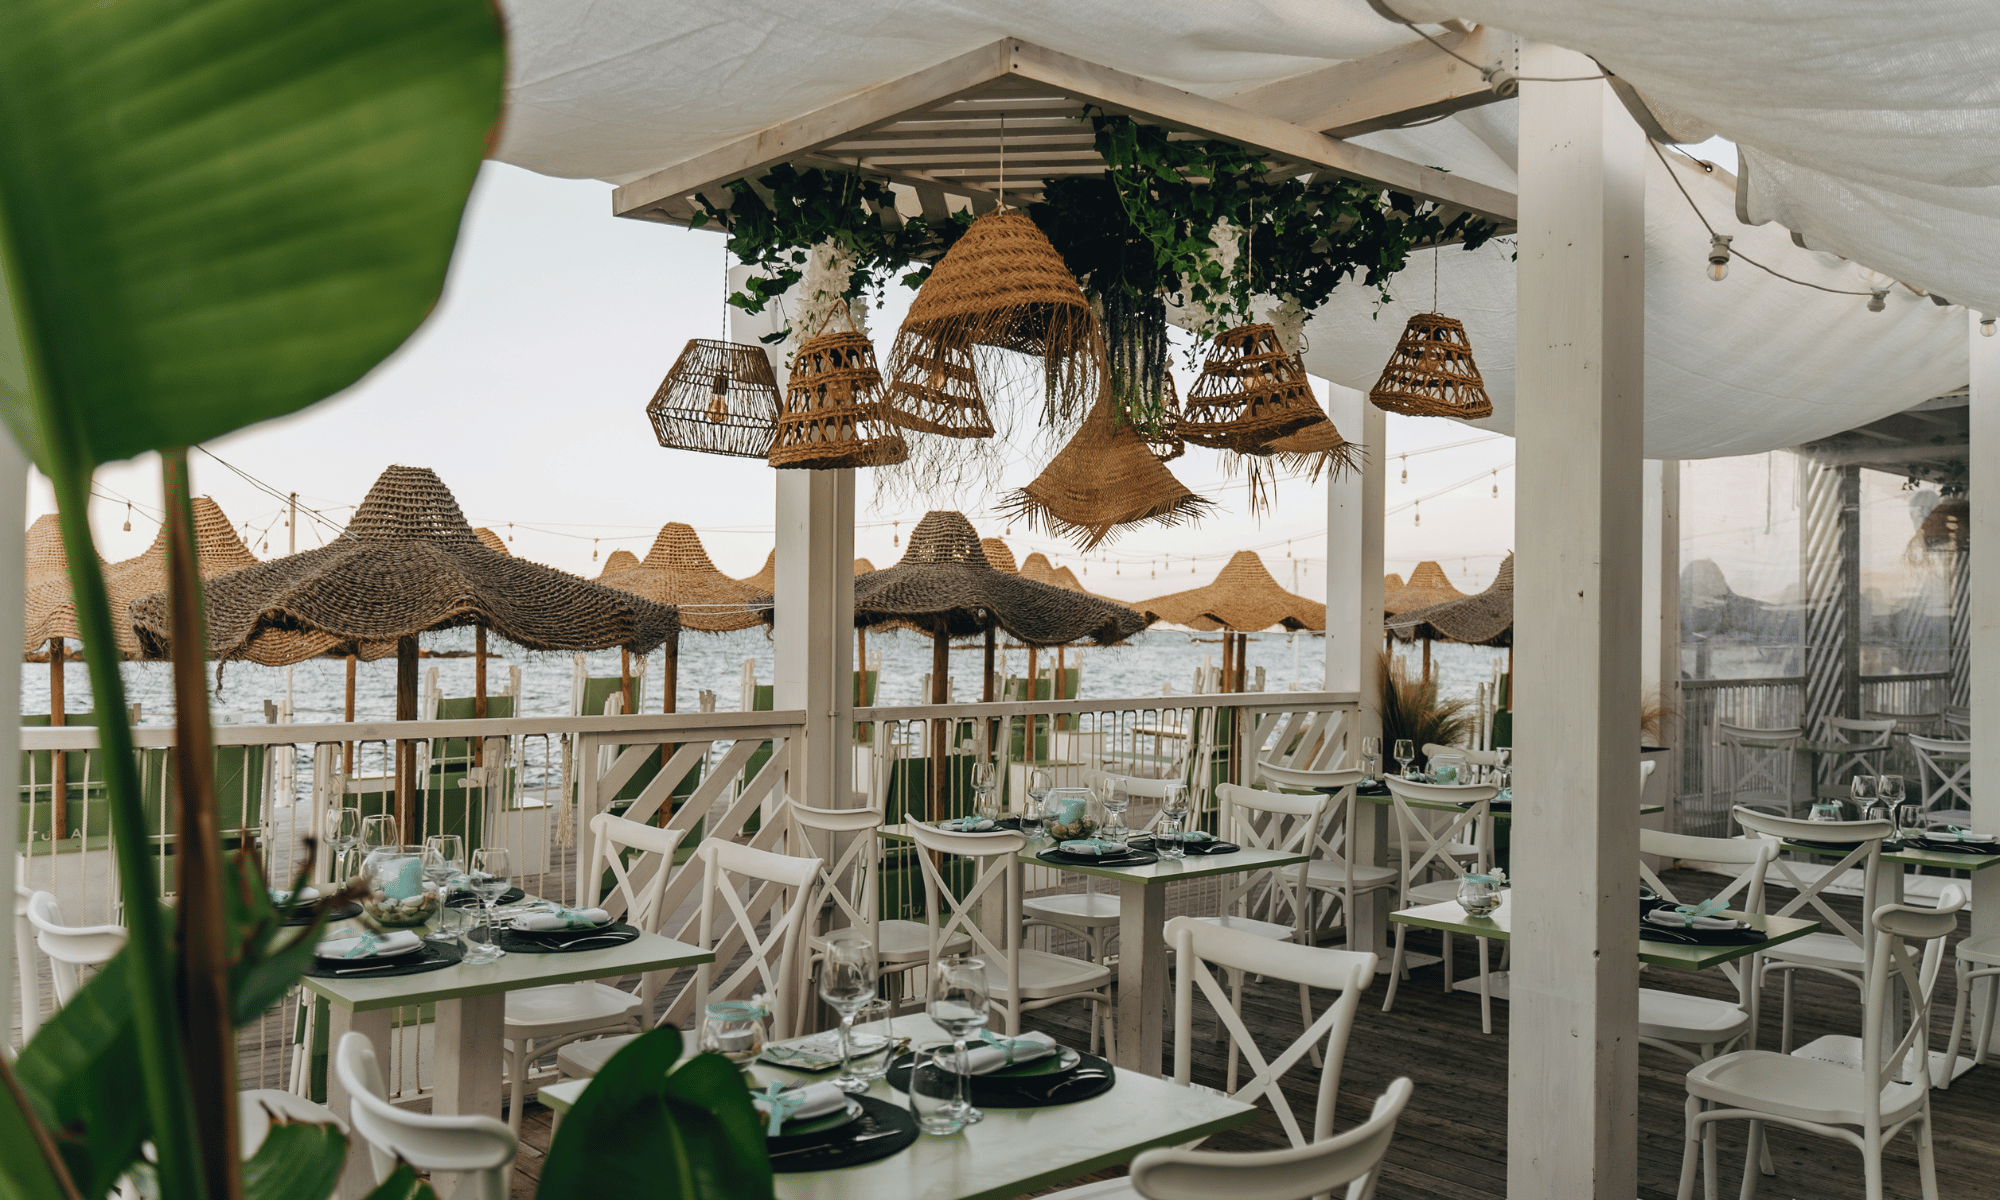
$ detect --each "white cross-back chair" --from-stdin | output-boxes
[499,813,684,1129]
[337,1032,516,1200]
[555,837,820,1083]
[785,801,970,1020]
[1712,721,1802,819]
[14,885,44,1043]
[1253,764,1397,950]
[1943,931,2000,1090]
[1907,734,1971,826]
[1733,807,1891,1053]
[1941,705,1970,736]
[909,823,1114,1053]
[1379,777,1499,1033]
[1674,887,1963,1200]
[25,890,125,1007]
[1815,717,1895,796]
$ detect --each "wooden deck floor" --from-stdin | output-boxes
[497,866,2000,1198]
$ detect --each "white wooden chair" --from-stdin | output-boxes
[1943,931,2000,1090]
[1253,763,1398,950]
[1941,705,1970,736]
[13,885,43,1044]
[909,823,1114,1053]
[1379,777,1500,1033]
[1814,717,1896,797]
[1048,1076,1413,1200]
[1712,721,1802,819]
[1733,807,1892,1053]
[1674,887,1963,1200]
[499,813,684,1130]
[1907,734,1971,826]
[555,838,820,1081]
[337,1032,516,1200]
[785,800,970,1021]
[1021,770,1180,963]
[25,890,125,1006]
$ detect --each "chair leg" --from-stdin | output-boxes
[1737,1120,1763,1200]
[1476,936,1492,1036]
[1675,1095,1702,1200]
[1917,1108,1939,1200]
[1977,973,2000,1073]
[1440,931,1454,995]
[1779,971,1796,1054]
[1943,959,1970,1089]
[507,1037,531,1133]
[1382,924,1409,1014]
[1225,967,1245,1094]
[1861,1131,1884,1200]
[1300,982,1322,1069]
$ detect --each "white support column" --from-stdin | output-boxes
[1327,381,1387,955]
[773,470,856,808]
[1968,311,2000,1049]
[0,436,23,1049]
[1510,47,1645,1199]
[1641,459,1682,831]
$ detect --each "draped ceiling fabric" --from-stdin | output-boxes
[492,0,1987,459]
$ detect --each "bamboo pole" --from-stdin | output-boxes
[48,638,65,839]
[342,654,356,775]
[929,621,950,822]
[619,647,633,716]
[394,635,418,839]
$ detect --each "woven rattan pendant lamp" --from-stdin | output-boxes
[1003,389,1214,551]
[646,339,783,458]
[1172,323,1321,451]
[883,208,1101,437]
[768,315,909,469]
[1368,311,1492,420]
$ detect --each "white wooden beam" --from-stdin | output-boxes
[1326,382,1388,957]
[1509,47,1645,1199]
[1969,310,2000,1049]
[1222,28,1513,138]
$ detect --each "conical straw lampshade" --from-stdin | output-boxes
[1003,390,1214,551]
[647,339,783,458]
[1173,323,1321,452]
[599,549,640,576]
[883,209,1102,437]
[769,328,908,469]
[1368,312,1492,419]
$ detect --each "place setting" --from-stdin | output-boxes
[1031,784,1159,867]
[306,928,464,979]
[1639,896,1768,947]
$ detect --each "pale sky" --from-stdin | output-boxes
[48,145,1749,606]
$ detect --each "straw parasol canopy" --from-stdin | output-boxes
[979,538,1017,574]
[1387,554,1513,647]
[131,465,678,665]
[87,497,261,658]
[853,557,875,575]
[23,513,106,656]
[854,511,1149,647]
[1139,550,1325,632]
[1386,560,1464,614]
[740,550,775,592]
[1382,572,1407,612]
[474,527,510,555]
[597,523,768,633]
[599,548,640,576]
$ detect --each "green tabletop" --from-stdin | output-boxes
[538,1014,1256,1200]
[1780,838,2000,872]
[1389,895,1821,971]
[300,927,712,1013]
[877,822,1307,884]
[1351,791,1664,819]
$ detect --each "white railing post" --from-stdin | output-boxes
[1510,46,1645,1198]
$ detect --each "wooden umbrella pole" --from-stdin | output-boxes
[660,628,679,785]
[1422,633,1433,684]
[342,654,357,775]
[857,626,869,700]
[619,647,634,716]
[473,624,487,767]
[983,626,998,768]
[49,638,66,839]
[395,635,419,840]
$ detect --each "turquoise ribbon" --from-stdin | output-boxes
[341,933,381,960]
[1465,872,1504,888]
[978,1029,1042,1066]
[1672,898,1728,926]
[754,1082,805,1136]
[941,817,994,832]
[1061,838,1119,855]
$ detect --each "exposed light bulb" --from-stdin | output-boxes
[1983,317,1996,338]
[1400,455,1407,485]
[592,539,599,561]
[1706,233,1732,282]
[507,523,514,542]
[1868,287,1889,313]
[122,502,131,532]
[1414,502,1421,527]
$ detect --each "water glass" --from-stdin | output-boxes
[820,933,879,1094]
[427,904,470,946]
[462,847,511,965]
[700,1000,768,1069]
[1393,739,1416,777]
[928,954,988,1127]
[1809,800,1844,823]
[842,1000,896,1083]
[1156,783,1191,860]
[907,1047,972,1135]
[1360,736,1382,781]
[1896,803,1926,841]
[325,808,362,882]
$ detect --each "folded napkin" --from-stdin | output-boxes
[271,886,321,906]
[1929,828,1997,843]
[515,907,610,931]
[752,1081,847,1136]
[1645,904,1741,932]
[939,817,996,833]
[315,929,423,959]
[1058,838,1124,856]
[954,1030,1059,1075]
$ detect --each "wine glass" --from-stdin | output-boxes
[1360,736,1382,782]
[928,954,989,1126]
[1157,782,1192,859]
[969,761,1000,823]
[1877,774,1906,807]
[1097,778,1130,845]
[821,933,879,1094]
[421,835,464,941]
[1026,769,1054,839]
[1393,739,1416,778]
[359,813,399,858]
[324,807,361,882]
[462,847,512,964]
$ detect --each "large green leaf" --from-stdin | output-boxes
[0,1054,78,1200]
[14,952,147,1199]
[357,1167,434,1200]
[0,0,505,473]
[538,1030,774,1200]
[239,1121,347,1200]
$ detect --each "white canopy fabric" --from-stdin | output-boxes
[493,0,1978,459]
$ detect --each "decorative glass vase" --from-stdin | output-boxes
[1042,786,1101,842]
[700,1000,768,1069]
[359,846,442,930]
[1456,874,1503,916]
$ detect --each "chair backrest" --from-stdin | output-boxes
[1254,761,1358,793]
[1129,1076,1414,1200]
[1383,777,1496,896]
[1906,734,1972,815]
[1823,716,1895,745]
[694,840,823,1040]
[1640,829,1775,1005]
[1859,888,1965,1129]
[1863,709,1938,734]
[1713,722,1800,810]
[335,1032,516,1200]
[1942,705,1971,735]
[786,801,886,948]
[1214,783,1323,927]
[907,823,1027,1030]
[1732,807,1888,958]
[1420,743,1504,781]
[26,890,125,1006]
[1166,915,1378,1148]
[585,812,685,933]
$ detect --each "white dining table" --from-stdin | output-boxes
[537,1013,1257,1200]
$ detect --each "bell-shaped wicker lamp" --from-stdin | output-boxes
[646,339,783,458]
[1367,312,1493,419]
[1003,391,1213,551]
[1172,323,1321,452]
[768,329,909,469]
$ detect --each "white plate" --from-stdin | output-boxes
[1923,831,1997,844]
[314,932,424,960]
[1645,909,1745,932]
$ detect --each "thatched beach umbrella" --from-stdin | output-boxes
[1139,550,1323,706]
[739,550,775,593]
[103,496,260,658]
[474,527,510,556]
[132,466,677,834]
[979,538,1017,574]
[1388,553,1514,651]
[598,523,769,713]
[1382,572,1406,610]
[856,511,1149,818]
[1383,559,1466,680]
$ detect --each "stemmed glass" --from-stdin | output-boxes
[1360,736,1382,782]
[421,835,464,941]
[462,847,512,964]
[1097,778,1130,845]
[359,814,399,863]
[970,762,1000,823]
[821,933,879,1094]
[325,808,361,882]
[1026,769,1054,840]
[1393,739,1416,778]
[1157,783,1192,859]
[928,954,989,1127]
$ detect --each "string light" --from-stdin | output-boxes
[591,538,599,561]
[122,502,131,533]
[1414,501,1421,527]
[1492,470,1499,499]
[507,523,514,542]
[1984,317,1997,337]
[1399,455,1408,485]
[1706,233,1732,282]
